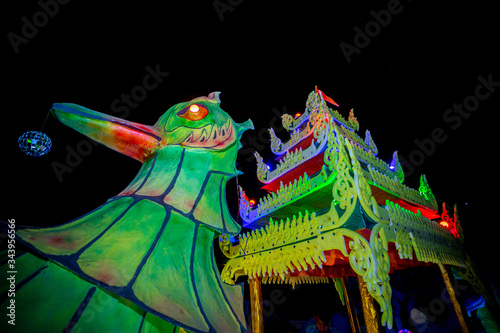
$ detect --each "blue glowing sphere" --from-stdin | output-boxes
[18,131,52,157]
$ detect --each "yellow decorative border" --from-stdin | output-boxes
[262,274,330,289]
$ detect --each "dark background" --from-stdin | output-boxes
[3,0,498,311]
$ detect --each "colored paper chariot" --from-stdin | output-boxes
[1,89,495,332]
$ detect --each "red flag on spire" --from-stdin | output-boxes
[315,86,339,107]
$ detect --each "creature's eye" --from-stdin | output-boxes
[177,104,208,121]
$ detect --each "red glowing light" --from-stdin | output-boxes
[178,104,208,121]
[295,112,301,118]
[249,199,256,207]
[439,221,449,228]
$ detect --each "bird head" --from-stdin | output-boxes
[51,92,253,164]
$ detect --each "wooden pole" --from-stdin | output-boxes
[341,276,361,333]
[249,277,264,333]
[358,278,384,333]
[438,263,470,333]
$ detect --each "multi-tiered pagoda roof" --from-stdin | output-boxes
[240,88,439,229]
[220,88,479,330]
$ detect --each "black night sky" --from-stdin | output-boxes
[3,0,499,310]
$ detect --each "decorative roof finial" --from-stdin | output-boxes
[390,151,404,183]
[348,108,359,131]
[364,130,378,156]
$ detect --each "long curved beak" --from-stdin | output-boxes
[51,103,162,162]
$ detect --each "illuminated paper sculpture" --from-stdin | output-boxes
[1,92,252,333]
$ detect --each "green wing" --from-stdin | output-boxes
[9,196,246,332]
[0,251,188,333]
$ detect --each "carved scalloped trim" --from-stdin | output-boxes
[350,139,396,179]
[385,201,465,267]
[256,113,330,184]
[345,138,384,224]
[368,165,438,212]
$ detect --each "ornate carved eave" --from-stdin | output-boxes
[239,166,332,226]
[349,139,397,178]
[368,165,438,212]
[224,122,466,330]
[255,109,331,184]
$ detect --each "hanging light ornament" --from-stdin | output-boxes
[18,109,53,157]
[18,131,52,157]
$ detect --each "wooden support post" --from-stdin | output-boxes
[341,276,361,333]
[358,278,384,333]
[249,277,264,333]
[438,263,470,333]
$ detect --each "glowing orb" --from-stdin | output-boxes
[18,131,52,157]
[189,104,200,113]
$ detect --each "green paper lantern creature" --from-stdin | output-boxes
[1,92,253,333]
